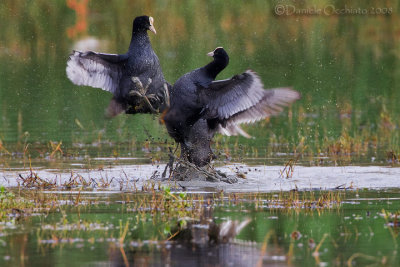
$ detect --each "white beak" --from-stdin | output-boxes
[149,25,157,34]
[149,17,156,34]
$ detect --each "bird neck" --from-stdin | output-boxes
[204,57,229,79]
[129,29,151,52]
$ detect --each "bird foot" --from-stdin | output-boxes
[129,77,158,113]
[131,77,152,95]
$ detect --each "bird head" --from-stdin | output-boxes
[207,47,229,68]
[207,47,228,59]
[133,16,157,34]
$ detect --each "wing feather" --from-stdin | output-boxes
[66,51,126,94]
[200,70,300,138]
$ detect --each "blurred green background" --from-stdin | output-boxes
[1,0,400,165]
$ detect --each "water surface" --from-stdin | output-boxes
[0,190,399,266]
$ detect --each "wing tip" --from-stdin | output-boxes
[218,124,253,139]
[276,87,302,101]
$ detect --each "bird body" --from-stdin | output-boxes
[164,47,300,167]
[66,16,169,116]
[165,48,229,143]
[66,17,300,172]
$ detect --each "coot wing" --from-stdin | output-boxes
[200,70,300,137]
[66,51,128,94]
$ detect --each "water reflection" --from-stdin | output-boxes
[0,190,399,266]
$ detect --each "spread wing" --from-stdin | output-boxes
[66,51,128,94]
[200,70,301,137]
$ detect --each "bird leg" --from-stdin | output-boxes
[161,146,177,180]
[130,77,158,113]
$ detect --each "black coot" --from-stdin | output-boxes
[66,16,169,116]
[164,47,300,166]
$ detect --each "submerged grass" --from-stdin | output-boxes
[0,186,33,220]
[0,186,343,223]
[2,187,400,266]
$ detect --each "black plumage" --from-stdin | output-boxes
[164,47,300,167]
[66,16,169,116]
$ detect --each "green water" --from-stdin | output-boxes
[1,0,400,165]
[2,2,400,266]
[0,190,399,266]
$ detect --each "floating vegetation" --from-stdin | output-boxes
[0,186,33,220]
[0,189,399,266]
[254,190,343,211]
